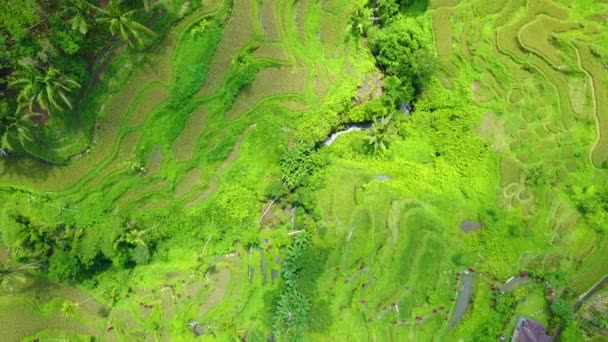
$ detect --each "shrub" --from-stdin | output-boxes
[48,249,83,282]
[551,299,573,323]
[280,145,328,190]
[524,162,555,186]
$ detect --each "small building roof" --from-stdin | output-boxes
[511,316,552,342]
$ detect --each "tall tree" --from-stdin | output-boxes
[369,17,434,101]
[347,5,373,38]
[0,112,35,156]
[8,61,81,115]
[96,0,155,47]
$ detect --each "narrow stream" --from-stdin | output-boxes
[322,123,372,146]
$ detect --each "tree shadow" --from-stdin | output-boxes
[407,0,429,16]
[0,154,54,181]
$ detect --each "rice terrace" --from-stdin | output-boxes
[1,0,607,340]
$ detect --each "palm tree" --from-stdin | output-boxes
[61,300,79,317]
[96,0,155,47]
[61,289,107,317]
[367,114,396,154]
[113,225,157,250]
[8,61,81,115]
[0,112,36,156]
[0,262,39,294]
[62,0,93,35]
[347,5,372,38]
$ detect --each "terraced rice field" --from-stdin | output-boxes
[1,0,607,340]
[426,0,608,337]
[0,0,370,339]
[433,0,604,192]
[0,0,354,203]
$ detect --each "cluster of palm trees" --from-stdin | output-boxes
[9,61,82,116]
[10,0,156,115]
[1,0,155,156]
[63,0,155,47]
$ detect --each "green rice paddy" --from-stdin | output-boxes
[1,0,608,340]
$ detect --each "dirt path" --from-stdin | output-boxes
[449,273,473,328]
[573,273,608,312]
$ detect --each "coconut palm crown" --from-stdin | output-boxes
[96,0,155,47]
[8,61,81,116]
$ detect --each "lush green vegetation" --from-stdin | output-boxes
[1,0,608,340]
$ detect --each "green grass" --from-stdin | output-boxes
[576,43,608,167]
[518,15,580,69]
[432,7,455,57]
[427,0,607,338]
[225,66,309,120]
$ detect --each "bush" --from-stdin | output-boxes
[48,249,83,282]
[280,145,328,190]
[524,163,555,186]
[551,299,573,323]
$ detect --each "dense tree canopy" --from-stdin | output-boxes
[369,16,434,105]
